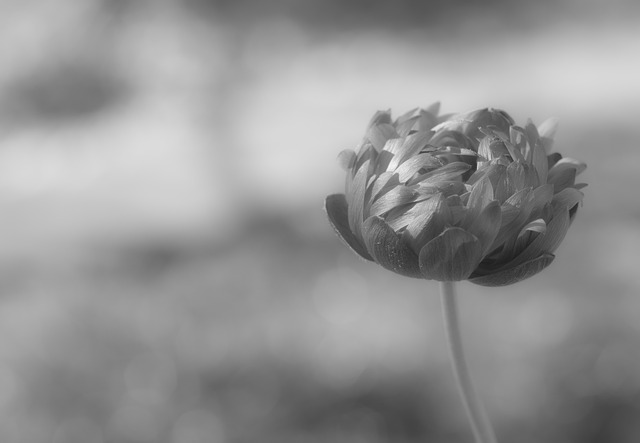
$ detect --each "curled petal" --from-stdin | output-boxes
[325,194,373,261]
[469,253,555,286]
[502,208,570,270]
[419,228,483,281]
[362,216,422,278]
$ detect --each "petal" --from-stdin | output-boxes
[362,216,422,278]
[386,193,448,232]
[404,194,450,250]
[434,146,479,158]
[366,123,398,152]
[337,149,356,170]
[548,157,587,178]
[416,180,467,198]
[530,184,555,216]
[466,201,502,255]
[552,188,584,211]
[417,108,439,131]
[538,117,559,152]
[524,121,541,152]
[513,218,546,254]
[347,159,372,239]
[418,227,483,281]
[490,188,535,249]
[394,153,442,182]
[428,130,475,151]
[510,125,528,152]
[433,108,513,141]
[409,162,471,186]
[495,163,529,203]
[424,102,441,116]
[369,186,416,217]
[394,107,419,126]
[547,152,562,169]
[367,110,392,127]
[353,144,378,173]
[388,131,433,170]
[531,141,548,185]
[395,115,420,137]
[325,194,373,261]
[477,137,509,162]
[503,139,526,163]
[503,208,570,269]
[468,253,555,286]
[538,117,559,140]
[370,172,400,202]
[468,162,507,190]
[466,176,495,219]
[548,168,576,193]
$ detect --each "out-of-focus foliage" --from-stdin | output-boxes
[0,0,639,442]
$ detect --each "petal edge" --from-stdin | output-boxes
[469,253,555,287]
[325,194,373,261]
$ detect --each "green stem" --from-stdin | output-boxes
[440,281,497,443]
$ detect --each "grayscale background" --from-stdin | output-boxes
[0,0,638,442]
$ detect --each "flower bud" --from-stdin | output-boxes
[325,104,586,286]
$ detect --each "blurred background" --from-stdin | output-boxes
[0,0,639,442]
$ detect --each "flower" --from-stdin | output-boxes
[325,103,586,286]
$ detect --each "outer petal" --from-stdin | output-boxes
[466,201,502,255]
[362,216,423,278]
[347,159,372,240]
[507,208,570,268]
[469,253,555,287]
[418,227,483,281]
[325,194,373,261]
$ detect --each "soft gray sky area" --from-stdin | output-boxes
[0,1,638,442]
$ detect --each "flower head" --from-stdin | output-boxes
[325,103,586,286]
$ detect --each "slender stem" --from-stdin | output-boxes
[440,281,498,443]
